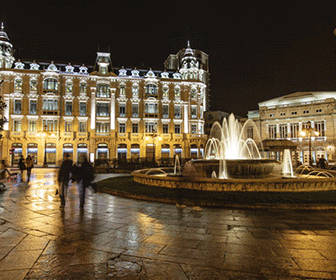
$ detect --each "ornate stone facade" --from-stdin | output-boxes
[0,25,208,166]
[248,91,336,165]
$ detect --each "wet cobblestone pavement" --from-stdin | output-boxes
[1,169,336,279]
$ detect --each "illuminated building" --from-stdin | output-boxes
[0,24,208,166]
[248,91,336,165]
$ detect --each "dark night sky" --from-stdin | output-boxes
[2,0,336,116]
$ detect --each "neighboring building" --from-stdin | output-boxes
[0,24,208,166]
[248,91,336,165]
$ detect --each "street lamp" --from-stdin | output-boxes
[152,128,157,166]
[300,121,319,166]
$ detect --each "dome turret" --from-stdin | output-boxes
[0,22,15,69]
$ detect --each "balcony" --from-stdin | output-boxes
[43,110,59,115]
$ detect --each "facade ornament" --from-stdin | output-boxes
[79,64,88,74]
[14,60,25,69]
[173,72,181,79]
[30,61,40,70]
[161,72,169,78]
[131,68,139,77]
[145,68,156,78]
[65,63,74,73]
[118,67,127,76]
[47,61,58,72]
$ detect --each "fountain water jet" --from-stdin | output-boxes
[282,149,295,178]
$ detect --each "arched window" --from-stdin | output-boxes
[43,78,58,91]
[145,84,158,95]
[162,85,169,99]
[174,86,181,100]
[30,79,38,91]
[65,80,73,93]
[14,78,23,92]
[80,82,86,94]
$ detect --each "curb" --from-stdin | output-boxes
[99,188,336,211]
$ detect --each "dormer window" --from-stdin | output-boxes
[316,109,322,113]
[145,84,158,95]
[291,111,297,115]
[14,78,23,92]
[43,78,58,91]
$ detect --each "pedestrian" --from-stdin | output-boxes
[26,155,34,183]
[57,153,73,207]
[18,155,26,182]
[78,156,95,208]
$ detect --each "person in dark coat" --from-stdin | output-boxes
[26,155,34,183]
[57,154,73,207]
[18,155,26,182]
[78,156,95,208]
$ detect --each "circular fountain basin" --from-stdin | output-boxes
[182,158,281,179]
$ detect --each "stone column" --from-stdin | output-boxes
[111,91,115,130]
[184,104,189,134]
[90,89,95,130]
[4,97,9,131]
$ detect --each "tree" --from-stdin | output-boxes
[0,80,7,137]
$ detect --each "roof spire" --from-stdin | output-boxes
[0,22,9,42]
[187,40,191,48]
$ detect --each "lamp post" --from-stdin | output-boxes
[152,128,157,166]
[38,132,47,167]
[300,121,319,166]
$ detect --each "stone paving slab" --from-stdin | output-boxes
[1,168,336,279]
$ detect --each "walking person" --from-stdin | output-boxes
[18,155,26,183]
[78,156,95,208]
[57,153,73,207]
[26,155,34,183]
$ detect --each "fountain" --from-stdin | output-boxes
[282,149,295,178]
[132,113,336,197]
[184,113,280,179]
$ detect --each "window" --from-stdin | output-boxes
[191,105,197,119]
[43,120,58,132]
[119,123,126,133]
[162,85,169,99]
[96,84,110,98]
[14,100,21,114]
[290,123,299,138]
[316,109,322,113]
[96,122,109,133]
[79,102,87,116]
[145,122,156,133]
[291,111,297,115]
[174,105,181,118]
[163,124,169,134]
[174,124,181,134]
[162,104,169,118]
[303,110,309,114]
[80,82,86,94]
[13,120,21,132]
[132,103,138,117]
[65,102,72,116]
[28,120,36,132]
[145,84,158,95]
[79,122,86,132]
[43,78,58,91]
[119,84,126,96]
[64,121,72,132]
[30,79,37,91]
[247,127,253,139]
[132,84,139,97]
[268,125,277,139]
[43,99,58,113]
[29,100,37,114]
[315,121,325,136]
[65,81,73,93]
[14,79,23,92]
[145,103,158,115]
[279,124,288,138]
[174,86,181,100]
[132,123,138,133]
[96,103,109,117]
[119,104,126,117]
[191,87,197,99]
[191,124,197,134]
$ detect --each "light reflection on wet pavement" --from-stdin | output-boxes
[1,168,336,279]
